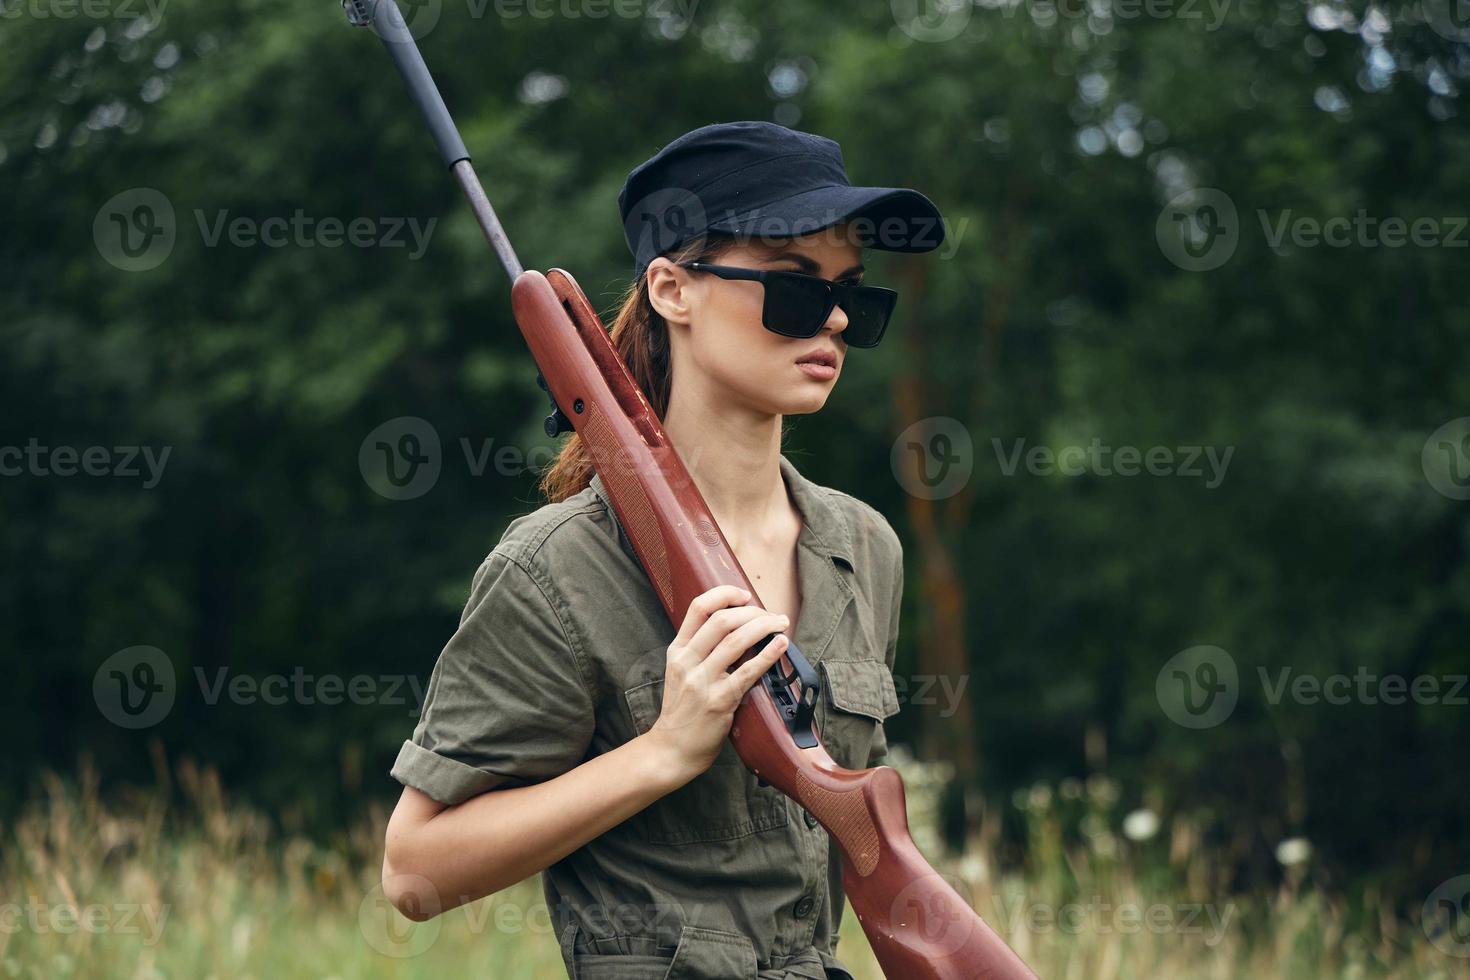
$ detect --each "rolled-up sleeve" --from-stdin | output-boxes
[392,549,596,805]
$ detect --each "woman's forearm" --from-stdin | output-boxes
[383,731,698,919]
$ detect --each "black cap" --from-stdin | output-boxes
[618,120,946,278]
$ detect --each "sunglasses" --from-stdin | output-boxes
[678,262,899,349]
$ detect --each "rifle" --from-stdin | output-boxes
[343,3,1038,977]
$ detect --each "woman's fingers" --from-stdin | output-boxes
[670,585,751,650]
[652,588,792,779]
[682,603,772,661]
[723,633,791,699]
[703,612,790,676]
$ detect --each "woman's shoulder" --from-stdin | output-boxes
[487,484,628,575]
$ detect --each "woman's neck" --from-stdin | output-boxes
[662,385,793,543]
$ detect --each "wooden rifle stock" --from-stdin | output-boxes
[512,269,1037,980]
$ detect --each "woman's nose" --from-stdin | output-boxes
[823,300,850,337]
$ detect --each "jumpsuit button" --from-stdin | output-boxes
[804,809,819,829]
[793,896,815,919]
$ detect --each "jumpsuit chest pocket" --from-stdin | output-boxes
[815,659,901,771]
[623,679,789,845]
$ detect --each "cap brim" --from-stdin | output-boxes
[706,184,946,253]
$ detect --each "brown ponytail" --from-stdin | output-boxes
[538,234,735,503]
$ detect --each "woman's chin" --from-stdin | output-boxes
[770,389,834,416]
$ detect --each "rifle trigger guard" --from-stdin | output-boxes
[759,635,820,749]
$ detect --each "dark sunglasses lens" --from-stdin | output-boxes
[761,273,831,338]
[838,288,897,348]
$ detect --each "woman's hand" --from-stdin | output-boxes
[646,585,791,779]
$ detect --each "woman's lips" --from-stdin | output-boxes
[796,348,838,381]
[796,361,838,381]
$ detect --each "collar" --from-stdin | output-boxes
[778,454,856,570]
[587,453,857,571]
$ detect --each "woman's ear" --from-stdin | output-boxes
[646,258,694,327]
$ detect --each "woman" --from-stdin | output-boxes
[382,120,946,979]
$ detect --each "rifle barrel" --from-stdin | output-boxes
[350,0,523,279]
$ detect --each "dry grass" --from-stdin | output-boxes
[0,754,1463,979]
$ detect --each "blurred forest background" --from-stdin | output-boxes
[3,0,1469,975]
